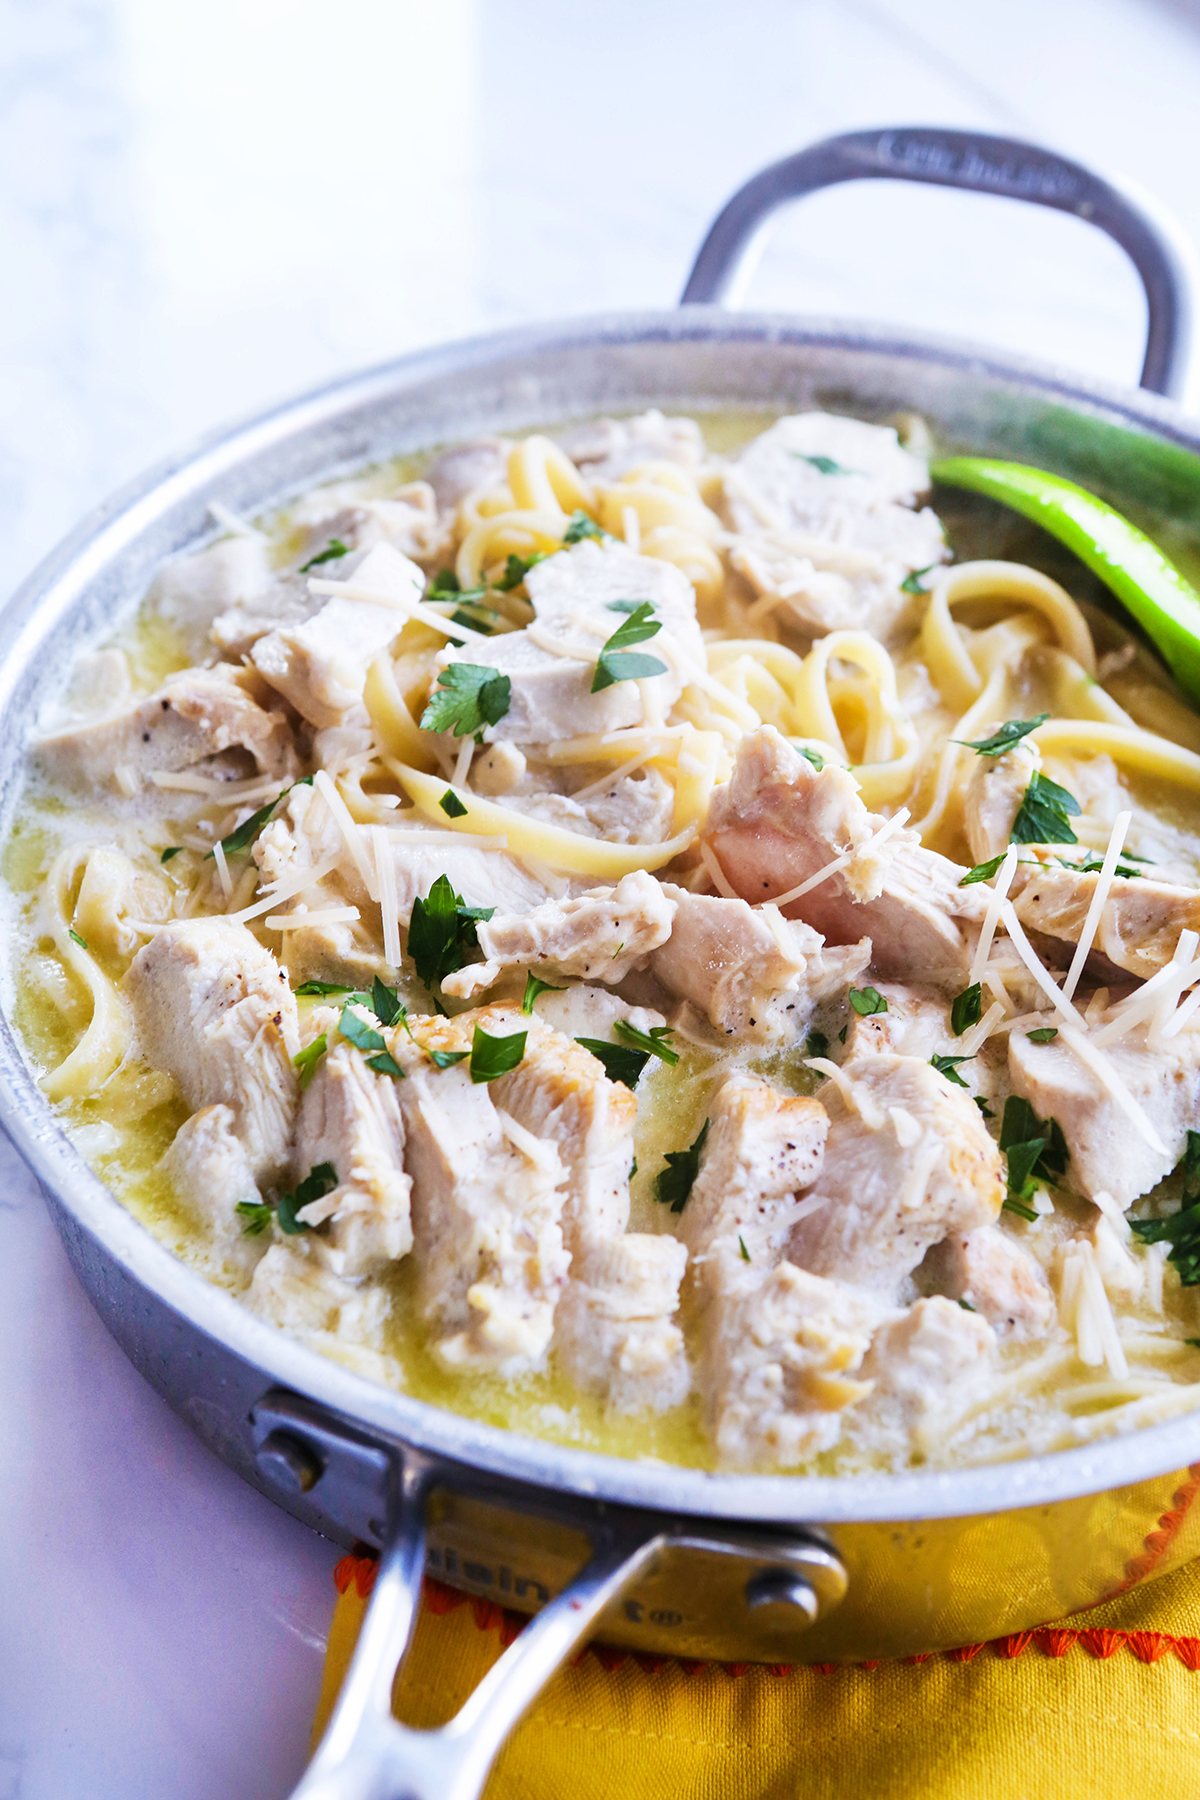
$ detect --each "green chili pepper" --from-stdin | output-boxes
[930,457,1200,705]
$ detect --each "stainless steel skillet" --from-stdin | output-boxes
[3,127,1200,1800]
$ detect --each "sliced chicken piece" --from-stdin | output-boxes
[390,1008,570,1372]
[790,1054,1004,1294]
[652,887,870,1042]
[554,410,704,481]
[150,533,274,654]
[125,919,300,1182]
[839,982,953,1063]
[922,1226,1056,1340]
[554,1234,689,1414]
[678,1072,828,1260]
[252,543,419,729]
[1008,1020,1200,1206]
[442,871,676,1000]
[290,1036,412,1276]
[285,482,446,563]
[852,1297,997,1464]
[534,982,668,1045]
[502,765,677,847]
[161,1104,269,1284]
[717,414,946,640]
[246,1239,391,1347]
[431,540,705,748]
[254,780,553,925]
[278,920,391,992]
[484,1006,638,1251]
[700,1259,885,1470]
[705,727,985,984]
[37,664,298,794]
[423,437,513,511]
[962,733,1040,864]
[1008,865,1200,982]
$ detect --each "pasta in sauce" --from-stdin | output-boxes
[10,406,1200,1475]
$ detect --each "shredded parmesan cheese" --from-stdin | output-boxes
[263,905,361,930]
[771,808,910,908]
[227,857,342,923]
[804,1057,886,1130]
[314,770,377,897]
[970,846,1022,985]
[208,500,261,538]
[373,826,401,969]
[211,839,233,901]
[1061,809,1131,1002]
[699,841,739,899]
[959,1000,1007,1057]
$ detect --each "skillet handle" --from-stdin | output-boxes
[287,1463,668,1800]
[681,126,1198,401]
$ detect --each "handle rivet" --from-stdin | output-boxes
[257,1429,325,1494]
[744,1568,820,1628]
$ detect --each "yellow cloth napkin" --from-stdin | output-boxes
[314,1541,1200,1800]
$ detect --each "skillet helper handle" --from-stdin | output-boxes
[287,1467,667,1800]
[681,125,1198,401]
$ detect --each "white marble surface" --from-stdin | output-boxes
[2,2,1200,1794]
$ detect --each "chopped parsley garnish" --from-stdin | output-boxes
[838,1025,848,1044]
[299,537,349,573]
[160,846,183,864]
[791,453,857,476]
[974,1096,995,1120]
[805,1030,830,1059]
[1010,771,1081,846]
[951,982,983,1035]
[277,1162,337,1234]
[930,1052,973,1088]
[469,1023,526,1084]
[426,568,482,600]
[440,789,468,818]
[1077,858,1143,879]
[68,928,88,950]
[337,997,405,1079]
[958,714,1049,757]
[1027,1027,1059,1044]
[739,1235,751,1263]
[957,1298,978,1312]
[900,564,938,595]
[576,1037,649,1088]
[606,598,645,614]
[1002,1194,1040,1223]
[407,874,493,992]
[295,979,354,996]
[654,1119,711,1214]
[797,745,826,770]
[521,972,563,1014]
[849,985,888,1016]
[494,551,548,590]
[293,1033,327,1088]
[235,1201,274,1237]
[563,510,608,544]
[370,977,402,1027]
[612,1020,679,1066]
[429,1049,468,1069]
[959,853,1008,887]
[420,663,512,739]
[999,1094,1067,1208]
[1131,1130,1200,1285]
[209,775,313,860]
[591,601,667,694]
